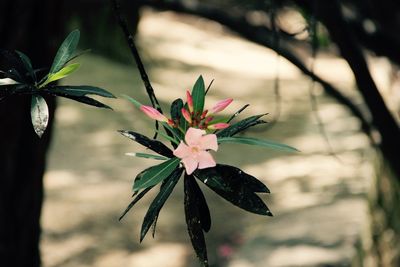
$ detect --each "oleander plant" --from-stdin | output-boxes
[119,76,298,266]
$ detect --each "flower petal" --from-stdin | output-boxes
[197,151,216,169]
[211,98,233,113]
[173,141,192,159]
[199,134,218,151]
[185,127,205,146]
[182,157,199,175]
[140,105,168,122]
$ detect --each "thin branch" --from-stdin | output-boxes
[110,0,161,112]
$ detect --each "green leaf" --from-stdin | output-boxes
[191,75,205,115]
[170,98,183,122]
[40,63,80,87]
[118,130,174,158]
[60,95,113,109]
[15,51,35,81]
[125,152,168,161]
[187,174,211,232]
[132,157,180,191]
[184,174,209,266]
[122,94,143,109]
[140,168,183,241]
[217,114,267,138]
[44,85,115,98]
[30,95,49,137]
[50,29,80,74]
[194,165,272,216]
[119,187,154,221]
[218,136,299,152]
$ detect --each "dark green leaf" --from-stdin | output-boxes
[45,85,115,98]
[132,158,180,191]
[50,29,80,74]
[59,95,112,109]
[227,104,250,123]
[118,130,174,158]
[184,174,209,267]
[0,50,26,82]
[191,75,205,115]
[217,114,267,138]
[218,137,299,152]
[119,187,154,221]
[16,51,35,81]
[187,174,211,232]
[194,165,272,216]
[170,98,183,122]
[140,168,183,241]
[30,95,49,137]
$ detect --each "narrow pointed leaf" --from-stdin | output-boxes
[140,168,183,241]
[122,94,142,108]
[59,95,112,109]
[16,51,35,81]
[125,152,168,161]
[218,137,299,152]
[41,63,80,87]
[191,75,205,114]
[132,158,180,191]
[119,187,154,221]
[217,114,267,138]
[50,29,80,73]
[188,174,211,232]
[30,95,49,137]
[119,130,174,158]
[194,165,272,216]
[184,174,209,266]
[44,85,115,98]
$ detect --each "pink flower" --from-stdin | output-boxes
[140,105,168,122]
[211,98,233,113]
[173,128,218,175]
[208,123,230,130]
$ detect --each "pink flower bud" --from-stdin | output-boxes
[186,90,194,113]
[208,123,230,130]
[211,98,233,113]
[140,105,168,122]
[181,108,192,123]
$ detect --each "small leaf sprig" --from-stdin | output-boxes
[0,30,115,137]
[119,75,298,266]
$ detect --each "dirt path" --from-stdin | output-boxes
[41,10,374,267]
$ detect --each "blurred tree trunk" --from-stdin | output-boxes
[0,1,65,266]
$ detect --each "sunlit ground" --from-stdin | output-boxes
[41,10,380,267]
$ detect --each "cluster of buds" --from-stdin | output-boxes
[182,90,232,130]
[140,91,233,131]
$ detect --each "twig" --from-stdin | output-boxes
[110,0,161,112]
